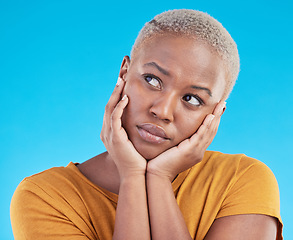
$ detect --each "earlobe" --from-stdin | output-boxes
[119,55,131,81]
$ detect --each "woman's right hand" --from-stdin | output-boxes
[100,77,147,180]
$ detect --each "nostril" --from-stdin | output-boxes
[149,102,174,123]
[163,118,171,123]
[151,110,158,118]
[150,110,171,123]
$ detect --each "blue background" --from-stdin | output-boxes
[1,0,292,239]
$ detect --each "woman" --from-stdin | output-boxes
[11,9,283,239]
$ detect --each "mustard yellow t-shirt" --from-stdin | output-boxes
[10,151,283,239]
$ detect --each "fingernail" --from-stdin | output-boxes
[216,101,226,115]
[223,101,227,110]
[116,77,122,86]
[122,94,127,100]
[222,102,227,115]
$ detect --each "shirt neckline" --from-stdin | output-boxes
[67,161,191,203]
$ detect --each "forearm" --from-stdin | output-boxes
[146,172,192,240]
[113,175,150,240]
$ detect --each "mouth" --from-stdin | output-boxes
[136,123,170,144]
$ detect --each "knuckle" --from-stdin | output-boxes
[105,103,111,112]
[184,147,194,158]
[112,137,119,144]
[112,109,121,122]
[100,133,105,142]
[111,109,117,119]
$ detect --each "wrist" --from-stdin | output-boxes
[114,160,147,182]
[146,168,174,182]
[119,171,146,182]
[146,159,178,182]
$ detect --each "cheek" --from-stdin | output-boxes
[123,75,155,109]
[121,80,148,124]
[123,77,141,101]
[175,107,213,141]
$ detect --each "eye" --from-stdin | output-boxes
[182,94,203,106]
[144,75,161,89]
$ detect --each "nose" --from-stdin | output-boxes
[149,92,177,123]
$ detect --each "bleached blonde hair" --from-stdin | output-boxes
[131,9,240,98]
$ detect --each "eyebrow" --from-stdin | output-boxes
[143,61,212,97]
[191,85,212,97]
[143,62,170,76]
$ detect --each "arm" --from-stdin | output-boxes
[114,175,149,240]
[146,172,192,239]
[100,77,150,240]
[204,214,278,240]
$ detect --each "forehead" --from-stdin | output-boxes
[131,35,227,99]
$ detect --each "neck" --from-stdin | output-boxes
[77,151,121,195]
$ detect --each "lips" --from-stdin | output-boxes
[137,123,170,144]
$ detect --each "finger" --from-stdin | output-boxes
[189,102,223,145]
[213,100,226,117]
[184,101,227,148]
[190,114,215,142]
[200,101,226,145]
[208,101,226,134]
[204,114,221,146]
[101,78,125,139]
[193,100,225,134]
[107,77,125,111]
[101,94,128,144]
[198,100,225,137]
[111,94,129,132]
[104,77,126,119]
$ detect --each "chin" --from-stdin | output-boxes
[132,141,169,160]
[142,151,161,161]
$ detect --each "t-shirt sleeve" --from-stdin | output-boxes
[10,179,91,240]
[216,159,283,239]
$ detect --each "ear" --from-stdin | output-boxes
[119,56,130,81]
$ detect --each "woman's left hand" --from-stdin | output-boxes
[147,101,226,181]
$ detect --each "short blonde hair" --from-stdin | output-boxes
[131,9,240,98]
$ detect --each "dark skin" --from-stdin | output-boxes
[78,35,278,239]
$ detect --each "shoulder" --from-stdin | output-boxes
[184,151,281,218]
[203,150,264,167]
[201,150,277,182]
[10,163,107,239]
[181,151,279,197]
[201,151,281,219]
[192,151,281,234]
[15,162,81,192]
[11,162,86,211]
[176,151,282,239]
[201,151,280,199]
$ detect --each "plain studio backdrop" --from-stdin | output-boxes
[1,0,292,239]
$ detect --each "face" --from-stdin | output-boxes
[120,35,226,159]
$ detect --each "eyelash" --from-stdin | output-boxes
[143,74,204,107]
[143,74,162,89]
[182,94,204,107]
